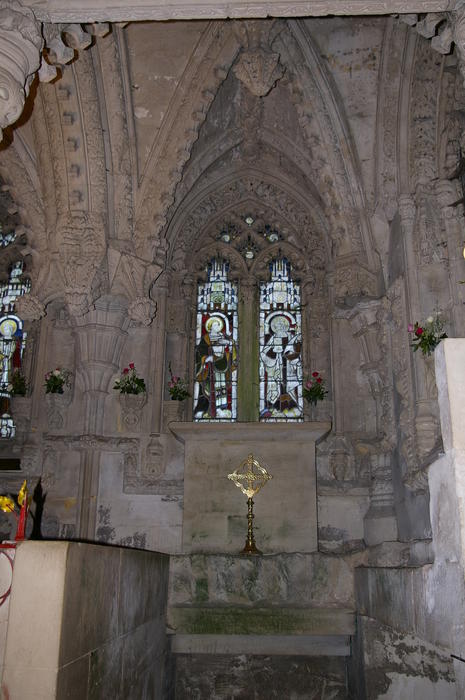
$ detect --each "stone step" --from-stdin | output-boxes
[170,633,351,656]
[168,606,355,636]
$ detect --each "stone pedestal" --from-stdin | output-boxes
[170,421,330,554]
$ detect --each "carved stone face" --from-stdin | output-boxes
[0,75,24,128]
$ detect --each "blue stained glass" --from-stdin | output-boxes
[259,258,303,421]
[194,259,238,421]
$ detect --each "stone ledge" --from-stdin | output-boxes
[168,606,355,635]
[170,633,351,656]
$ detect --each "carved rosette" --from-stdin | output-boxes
[119,393,147,430]
[57,211,106,317]
[0,1,43,137]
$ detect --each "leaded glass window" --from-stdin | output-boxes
[259,258,303,421]
[194,259,238,421]
[0,261,30,439]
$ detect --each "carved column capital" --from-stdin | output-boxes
[0,0,43,137]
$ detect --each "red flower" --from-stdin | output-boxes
[129,362,135,369]
[123,368,129,374]
[316,377,322,384]
[312,371,319,377]
[415,327,423,337]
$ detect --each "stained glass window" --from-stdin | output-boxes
[194,259,238,421]
[0,261,30,439]
[259,258,303,421]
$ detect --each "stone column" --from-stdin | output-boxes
[345,300,398,545]
[0,0,43,138]
[73,296,129,539]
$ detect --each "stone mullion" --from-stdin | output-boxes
[151,276,169,433]
[237,278,258,422]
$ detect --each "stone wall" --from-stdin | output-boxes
[350,340,465,699]
[1,541,169,699]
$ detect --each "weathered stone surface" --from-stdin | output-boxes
[169,552,360,609]
[168,606,355,636]
[174,653,348,699]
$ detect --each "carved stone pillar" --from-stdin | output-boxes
[452,4,465,88]
[0,0,43,138]
[73,296,129,539]
[345,300,398,545]
[436,178,465,336]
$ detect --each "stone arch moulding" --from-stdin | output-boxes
[165,172,331,273]
[275,19,381,276]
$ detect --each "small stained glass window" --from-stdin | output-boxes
[259,258,303,421]
[194,259,238,421]
[0,261,30,439]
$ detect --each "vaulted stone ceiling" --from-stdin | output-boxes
[0,12,461,318]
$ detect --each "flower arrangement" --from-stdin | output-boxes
[303,371,328,406]
[113,363,146,395]
[167,362,190,401]
[408,316,447,357]
[0,480,30,541]
[8,369,27,396]
[45,368,72,394]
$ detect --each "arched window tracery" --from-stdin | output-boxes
[189,214,308,423]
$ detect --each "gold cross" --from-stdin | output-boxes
[228,454,272,499]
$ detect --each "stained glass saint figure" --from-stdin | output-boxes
[259,258,303,421]
[194,259,238,421]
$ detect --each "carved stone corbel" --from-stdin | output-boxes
[0,0,43,138]
[57,211,106,318]
[233,20,284,97]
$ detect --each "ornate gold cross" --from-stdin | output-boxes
[228,454,272,554]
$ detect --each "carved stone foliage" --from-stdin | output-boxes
[170,177,325,271]
[119,392,147,430]
[0,0,42,137]
[413,183,448,267]
[14,293,45,321]
[123,434,183,495]
[386,277,427,491]
[57,210,106,317]
[408,30,443,189]
[45,392,72,431]
[108,247,160,325]
[332,264,382,306]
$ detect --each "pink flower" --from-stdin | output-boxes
[312,371,319,377]
[129,363,135,369]
[316,377,322,384]
[415,327,423,337]
[172,376,179,383]
[407,324,414,333]
[305,381,312,389]
[123,368,129,375]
